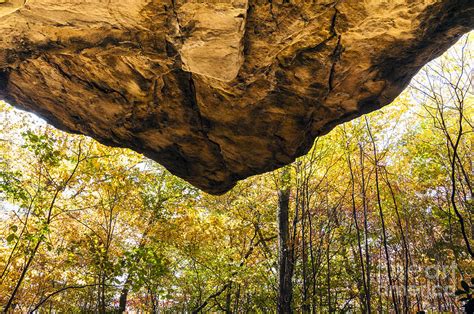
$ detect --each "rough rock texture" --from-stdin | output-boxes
[0,0,472,194]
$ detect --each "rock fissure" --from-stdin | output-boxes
[327,35,342,93]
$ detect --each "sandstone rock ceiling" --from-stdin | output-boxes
[0,0,472,194]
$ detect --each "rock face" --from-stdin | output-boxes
[0,0,472,194]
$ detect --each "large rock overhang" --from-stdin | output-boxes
[0,0,472,194]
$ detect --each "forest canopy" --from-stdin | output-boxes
[0,34,472,313]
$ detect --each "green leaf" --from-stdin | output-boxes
[6,233,15,243]
[10,225,18,232]
[461,280,470,292]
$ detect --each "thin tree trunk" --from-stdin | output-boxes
[118,283,129,313]
[359,143,372,311]
[278,168,293,313]
[300,174,310,313]
[345,132,370,313]
[383,169,410,313]
[366,118,399,314]
[325,185,333,314]
[225,282,232,313]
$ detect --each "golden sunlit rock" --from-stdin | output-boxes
[0,0,472,194]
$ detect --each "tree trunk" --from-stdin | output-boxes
[119,286,129,313]
[366,118,399,314]
[346,142,369,312]
[359,143,372,312]
[278,169,293,314]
